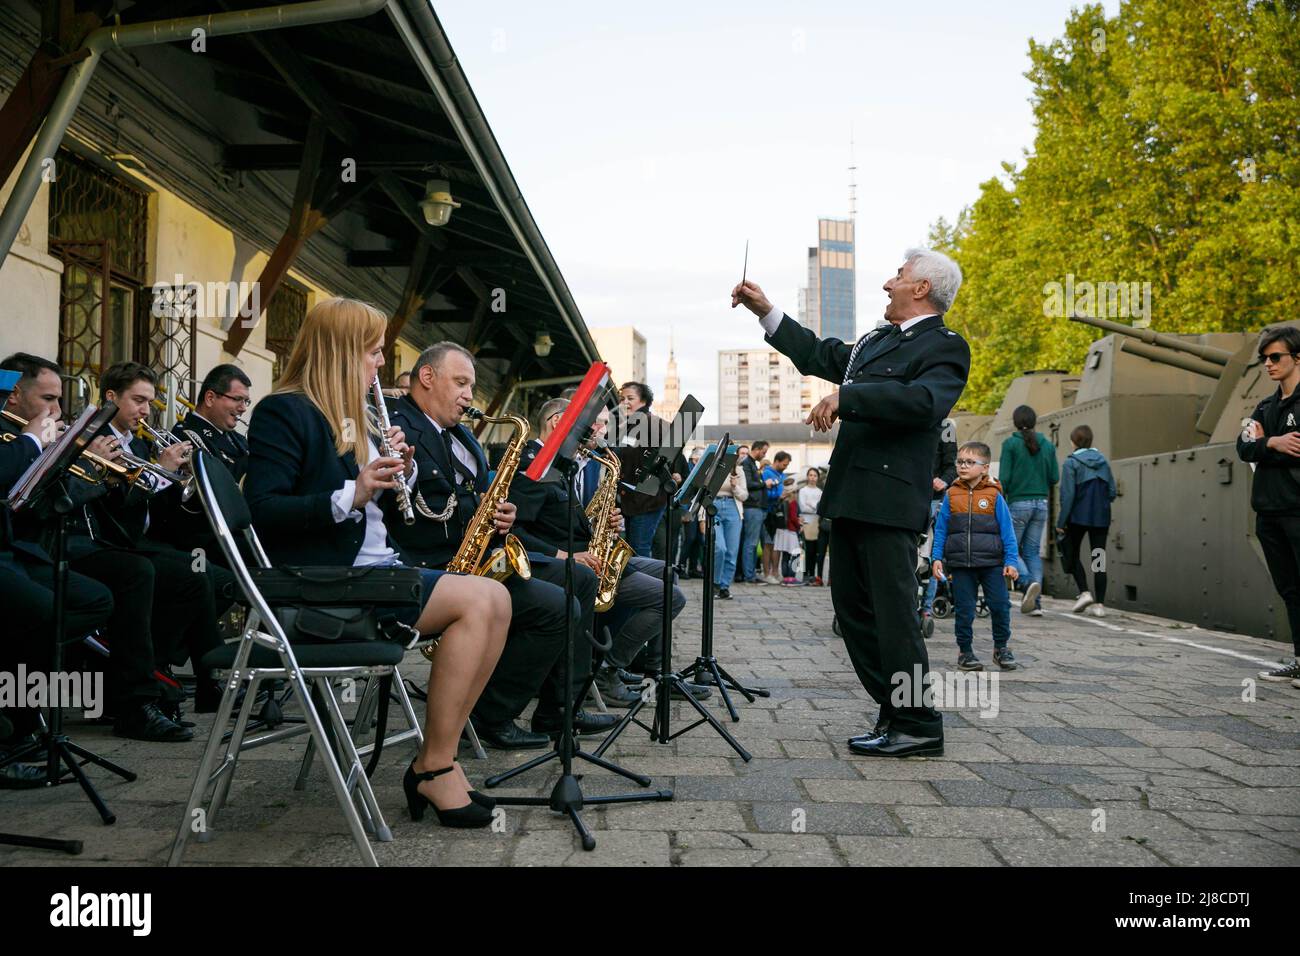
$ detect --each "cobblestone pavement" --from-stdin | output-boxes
[3,580,1298,866]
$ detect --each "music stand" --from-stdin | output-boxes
[592,407,754,762]
[677,440,770,717]
[485,362,670,851]
[0,403,136,831]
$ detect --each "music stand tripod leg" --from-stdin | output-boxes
[485,456,667,849]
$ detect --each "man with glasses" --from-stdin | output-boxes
[1238,326,1300,687]
[172,364,251,482]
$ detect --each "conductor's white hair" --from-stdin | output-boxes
[904,247,963,313]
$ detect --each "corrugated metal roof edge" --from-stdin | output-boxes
[390,0,600,369]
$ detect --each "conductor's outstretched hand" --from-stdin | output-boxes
[731,280,773,318]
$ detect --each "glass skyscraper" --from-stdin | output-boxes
[817,218,855,344]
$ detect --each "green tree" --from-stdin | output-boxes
[939,0,1300,413]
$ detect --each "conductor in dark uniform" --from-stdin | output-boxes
[732,248,970,757]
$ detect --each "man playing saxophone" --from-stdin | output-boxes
[510,401,707,707]
[384,342,616,749]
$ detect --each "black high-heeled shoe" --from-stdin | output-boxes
[403,763,493,828]
[453,761,496,810]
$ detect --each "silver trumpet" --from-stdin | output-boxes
[134,420,197,500]
[372,375,415,525]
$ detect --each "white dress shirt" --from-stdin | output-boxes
[759,305,935,338]
[427,415,478,481]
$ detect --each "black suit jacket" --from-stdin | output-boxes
[766,314,970,533]
[933,435,958,500]
[1,428,42,556]
[508,439,592,556]
[245,392,401,567]
[384,394,489,568]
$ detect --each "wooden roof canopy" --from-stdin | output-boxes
[5,0,598,390]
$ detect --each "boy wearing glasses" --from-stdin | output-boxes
[1238,326,1300,686]
[930,442,1021,671]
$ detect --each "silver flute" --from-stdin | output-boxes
[371,374,415,525]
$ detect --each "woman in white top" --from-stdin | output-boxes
[798,468,825,585]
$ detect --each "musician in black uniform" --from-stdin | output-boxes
[733,248,971,757]
[384,342,615,747]
[245,297,508,829]
[509,399,708,708]
[62,363,234,740]
[150,363,251,560]
[0,354,113,784]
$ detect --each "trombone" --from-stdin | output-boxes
[0,410,145,485]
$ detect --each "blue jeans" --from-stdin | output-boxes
[1009,498,1048,606]
[625,507,664,559]
[922,499,941,612]
[740,507,765,581]
[712,497,742,588]
[950,565,1011,653]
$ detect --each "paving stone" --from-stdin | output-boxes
[932,780,1011,807]
[750,802,902,836]
[990,838,1165,867]
[803,779,941,805]
[836,836,1002,866]
[895,807,1054,838]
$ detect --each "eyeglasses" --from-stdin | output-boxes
[955,459,987,467]
[218,392,252,407]
[1261,352,1294,366]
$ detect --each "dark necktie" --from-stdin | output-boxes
[442,430,477,488]
[843,323,899,384]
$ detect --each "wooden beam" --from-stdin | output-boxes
[223,142,461,171]
[347,247,519,269]
[224,114,328,356]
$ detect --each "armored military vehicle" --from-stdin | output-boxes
[987,316,1294,643]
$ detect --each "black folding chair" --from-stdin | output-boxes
[168,451,426,867]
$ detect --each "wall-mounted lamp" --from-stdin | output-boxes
[534,330,554,357]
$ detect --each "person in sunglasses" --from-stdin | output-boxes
[1238,326,1300,687]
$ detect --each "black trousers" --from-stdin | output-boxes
[1,551,114,738]
[830,518,941,738]
[70,542,233,712]
[1256,513,1300,655]
[680,517,703,571]
[471,559,596,725]
[1064,523,1109,603]
[803,535,824,579]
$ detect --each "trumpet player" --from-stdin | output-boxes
[72,362,235,738]
[384,343,615,748]
[0,353,114,784]
[149,363,251,560]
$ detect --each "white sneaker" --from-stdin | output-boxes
[1072,591,1095,613]
[1019,581,1041,614]
[1029,608,1044,617]
[1087,603,1107,617]
[765,575,782,585]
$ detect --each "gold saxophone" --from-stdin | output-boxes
[424,408,532,660]
[585,447,635,612]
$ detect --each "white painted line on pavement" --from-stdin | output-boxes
[1043,610,1281,668]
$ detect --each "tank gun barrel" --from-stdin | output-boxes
[1069,314,1233,366]
[1119,340,1223,378]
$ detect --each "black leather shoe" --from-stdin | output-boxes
[114,702,195,742]
[0,751,46,790]
[618,668,649,685]
[847,717,892,746]
[848,730,943,758]
[158,699,197,729]
[473,719,550,750]
[532,709,619,737]
[669,680,711,702]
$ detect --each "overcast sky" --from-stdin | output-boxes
[437,1,1117,423]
